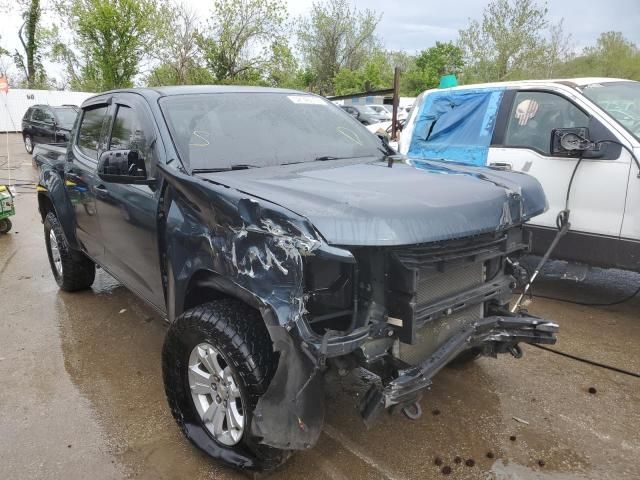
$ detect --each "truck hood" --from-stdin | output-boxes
[198,157,547,246]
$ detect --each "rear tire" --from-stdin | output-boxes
[162,299,288,472]
[24,134,34,154]
[0,218,11,234]
[44,212,95,291]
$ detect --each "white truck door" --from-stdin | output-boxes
[620,146,640,242]
[488,90,630,238]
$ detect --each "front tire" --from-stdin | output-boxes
[162,300,288,471]
[44,212,95,291]
[24,134,34,154]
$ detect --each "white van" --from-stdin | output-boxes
[399,78,640,272]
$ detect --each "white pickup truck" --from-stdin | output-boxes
[399,78,640,273]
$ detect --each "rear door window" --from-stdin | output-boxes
[32,108,50,123]
[77,106,109,159]
[504,91,589,155]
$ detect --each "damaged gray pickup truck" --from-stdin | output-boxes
[36,86,558,472]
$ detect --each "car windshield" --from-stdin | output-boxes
[53,107,77,128]
[160,92,383,171]
[582,81,640,140]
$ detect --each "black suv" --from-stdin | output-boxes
[21,104,78,153]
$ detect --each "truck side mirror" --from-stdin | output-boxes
[550,128,595,156]
[97,149,150,184]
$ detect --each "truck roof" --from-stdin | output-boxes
[82,85,306,105]
[423,77,633,94]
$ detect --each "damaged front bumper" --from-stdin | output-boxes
[359,313,559,424]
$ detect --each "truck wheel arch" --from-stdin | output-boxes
[178,269,279,328]
[38,192,56,221]
[174,268,325,452]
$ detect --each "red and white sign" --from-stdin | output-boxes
[0,76,8,94]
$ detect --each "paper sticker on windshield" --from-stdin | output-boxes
[287,95,326,105]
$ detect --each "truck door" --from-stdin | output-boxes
[66,102,111,262]
[95,96,165,310]
[489,90,630,263]
[619,145,640,271]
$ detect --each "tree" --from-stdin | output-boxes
[402,42,464,95]
[560,32,640,80]
[458,0,555,82]
[297,0,381,94]
[12,0,52,88]
[198,0,288,84]
[60,0,164,91]
[332,50,393,95]
[263,40,305,89]
[0,36,11,78]
[146,4,214,86]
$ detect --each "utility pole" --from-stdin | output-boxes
[391,67,400,140]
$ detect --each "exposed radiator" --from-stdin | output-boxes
[416,262,485,306]
[397,305,483,366]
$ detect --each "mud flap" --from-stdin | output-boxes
[250,325,325,450]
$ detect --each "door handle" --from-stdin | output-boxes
[489,162,512,171]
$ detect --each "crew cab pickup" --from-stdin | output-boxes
[36,86,558,472]
[399,78,640,273]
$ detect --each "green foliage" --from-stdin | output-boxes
[146,63,215,87]
[402,42,463,95]
[198,0,288,84]
[7,0,636,95]
[12,0,54,88]
[557,32,640,81]
[264,40,305,89]
[0,36,9,59]
[63,0,164,91]
[297,0,381,95]
[458,0,562,82]
[145,4,213,87]
[332,50,393,95]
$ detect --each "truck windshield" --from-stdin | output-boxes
[159,92,383,171]
[582,81,640,141]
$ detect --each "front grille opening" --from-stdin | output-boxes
[304,257,354,335]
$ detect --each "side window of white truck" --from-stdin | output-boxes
[504,91,589,155]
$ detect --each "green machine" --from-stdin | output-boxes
[0,184,15,233]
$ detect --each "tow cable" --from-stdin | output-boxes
[512,138,640,312]
[508,138,640,380]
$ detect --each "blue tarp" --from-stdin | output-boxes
[407,87,505,166]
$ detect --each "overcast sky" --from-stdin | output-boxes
[2,0,640,81]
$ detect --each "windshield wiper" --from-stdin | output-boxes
[192,164,254,173]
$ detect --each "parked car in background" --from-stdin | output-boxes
[366,104,392,120]
[340,104,388,125]
[35,85,557,472]
[399,78,640,273]
[365,119,406,151]
[22,104,79,154]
